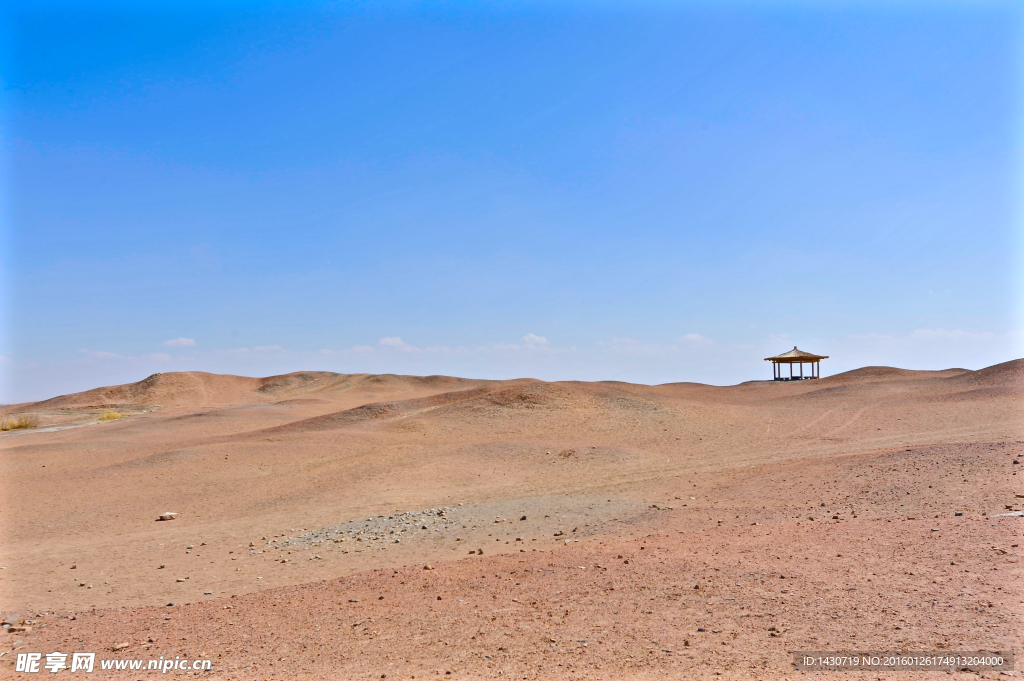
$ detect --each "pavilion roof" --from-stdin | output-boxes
[764,346,829,362]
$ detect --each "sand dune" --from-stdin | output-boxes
[821,365,971,384]
[16,359,1020,417]
[30,371,265,410]
[943,357,1024,386]
[22,370,493,413]
[1,362,1021,679]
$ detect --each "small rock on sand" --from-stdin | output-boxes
[157,512,178,521]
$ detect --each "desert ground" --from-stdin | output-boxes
[1,361,1021,679]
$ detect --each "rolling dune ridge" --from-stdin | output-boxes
[1,362,1021,679]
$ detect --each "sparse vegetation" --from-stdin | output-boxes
[0,414,40,431]
[98,410,125,422]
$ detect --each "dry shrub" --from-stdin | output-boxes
[0,414,40,431]
[98,410,125,422]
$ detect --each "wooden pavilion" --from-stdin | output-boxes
[765,346,828,381]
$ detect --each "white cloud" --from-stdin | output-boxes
[679,333,712,345]
[321,335,563,360]
[208,345,291,362]
[837,328,1023,372]
[148,352,171,362]
[478,336,564,356]
[80,349,121,360]
[603,338,679,357]
[164,337,196,347]
[379,336,418,352]
[847,328,1012,347]
[320,345,376,356]
[909,328,997,342]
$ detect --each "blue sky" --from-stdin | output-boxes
[2,1,1022,402]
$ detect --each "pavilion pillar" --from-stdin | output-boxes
[800,363,804,379]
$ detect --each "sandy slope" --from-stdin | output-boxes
[1,361,1021,679]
